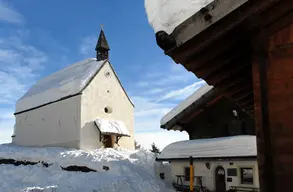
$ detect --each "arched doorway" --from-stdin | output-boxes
[215,166,226,192]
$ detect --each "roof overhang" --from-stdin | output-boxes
[161,87,217,130]
[156,136,257,161]
[161,92,254,132]
[155,0,293,117]
[94,118,130,137]
[156,156,257,162]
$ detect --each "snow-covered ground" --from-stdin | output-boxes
[0,144,174,192]
[145,0,213,34]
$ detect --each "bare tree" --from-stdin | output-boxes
[134,140,141,150]
[150,142,160,154]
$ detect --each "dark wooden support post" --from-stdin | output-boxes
[252,31,276,192]
[266,23,293,191]
[253,23,293,192]
[115,136,121,146]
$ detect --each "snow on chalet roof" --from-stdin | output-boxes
[95,118,130,137]
[145,0,214,34]
[15,58,106,114]
[157,135,257,160]
[160,83,213,126]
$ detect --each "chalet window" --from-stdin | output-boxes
[227,168,237,176]
[240,168,254,185]
[184,167,190,181]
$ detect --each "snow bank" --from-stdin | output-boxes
[0,144,174,192]
[145,0,213,34]
[161,83,213,126]
[157,136,257,160]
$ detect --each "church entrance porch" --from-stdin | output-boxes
[103,135,113,148]
[94,118,131,148]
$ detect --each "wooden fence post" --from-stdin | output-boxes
[190,156,194,192]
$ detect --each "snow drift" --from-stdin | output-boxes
[0,144,174,192]
[145,0,213,34]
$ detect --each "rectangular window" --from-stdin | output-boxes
[240,168,254,185]
[227,168,237,176]
[184,167,190,181]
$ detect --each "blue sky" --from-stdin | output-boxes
[0,0,204,149]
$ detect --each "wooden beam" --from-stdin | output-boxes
[238,98,254,108]
[219,73,252,91]
[262,0,293,33]
[236,96,254,107]
[230,86,253,98]
[184,36,248,72]
[183,109,204,123]
[173,24,248,65]
[201,51,249,80]
[242,102,255,110]
[232,90,254,102]
[206,61,250,85]
[182,96,223,123]
[216,66,252,87]
[167,0,280,63]
[226,84,252,97]
[192,50,243,79]
[236,92,253,103]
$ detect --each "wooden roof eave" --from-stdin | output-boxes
[155,0,289,118]
[161,88,217,131]
[156,156,257,162]
[168,0,249,55]
[163,0,281,62]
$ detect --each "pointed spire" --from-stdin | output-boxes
[96,26,110,51]
[95,26,110,61]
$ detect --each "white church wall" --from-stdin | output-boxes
[13,95,81,148]
[80,62,135,150]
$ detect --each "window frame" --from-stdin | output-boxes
[184,167,190,181]
[227,168,238,177]
[240,167,254,185]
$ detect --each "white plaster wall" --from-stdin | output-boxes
[80,62,135,150]
[169,160,259,191]
[13,95,81,148]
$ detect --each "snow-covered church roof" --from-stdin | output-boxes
[15,58,133,114]
[157,135,257,161]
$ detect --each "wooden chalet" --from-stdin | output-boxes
[154,1,293,191]
[156,136,259,192]
[161,84,255,140]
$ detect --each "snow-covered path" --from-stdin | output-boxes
[0,144,174,192]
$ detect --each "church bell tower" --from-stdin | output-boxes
[95,26,110,61]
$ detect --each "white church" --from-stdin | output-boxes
[12,29,135,150]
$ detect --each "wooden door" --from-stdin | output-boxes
[103,135,112,148]
[215,166,226,192]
